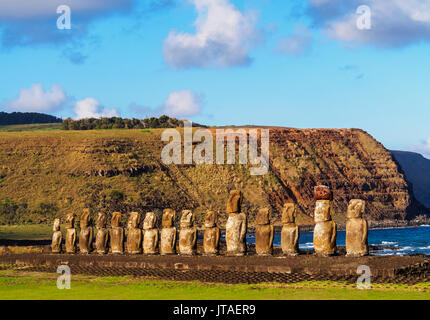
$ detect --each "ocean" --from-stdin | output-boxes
[245,225,430,255]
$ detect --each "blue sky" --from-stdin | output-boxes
[0,0,430,157]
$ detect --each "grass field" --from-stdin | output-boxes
[0,123,62,132]
[0,224,53,240]
[0,269,429,300]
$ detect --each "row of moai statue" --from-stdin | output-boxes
[52,187,368,257]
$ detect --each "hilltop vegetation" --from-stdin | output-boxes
[0,112,62,126]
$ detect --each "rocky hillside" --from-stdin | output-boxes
[0,128,427,226]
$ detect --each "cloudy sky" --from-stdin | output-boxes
[0,0,430,157]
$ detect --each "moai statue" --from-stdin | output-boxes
[160,209,177,255]
[143,212,159,255]
[281,203,299,256]
[51,218,62,253]
[65,213,76,253]
[225,190,247,256]
[110,212,124,254]
[79,209,94,254]
[255,208,274,256]
[127,212,142,254]
[346,199,368,257]
[313,185,337,256]
[203,211,220,256]
[95,212,109,254]
[179,210,197,255]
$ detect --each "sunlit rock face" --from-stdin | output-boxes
[51,218,62,253]
[281,203,299,256]
[255,208,273,256]
[143,212,159,255]
[346,199,369,257]
[110,212,124,254]
[203,211,220,256]
[65,213,76,253]
[79,209,93,254]
[179,210,197,255]
[95,212,109,254]
[160,209,177,255]
[225,190,247,256]
[127,211,142,254]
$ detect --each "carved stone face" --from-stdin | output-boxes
[314,185,333,201]
[80,209,90,227]
[226,190,242,213]
[282,203,296,224]
[96,212,107,229]
[128,212,140,229]
[53,218,60,231]
[162,209,175,228]
[111,212,121,227]
[65,213,75,228]
[144,212,156,229]
[204,211,217,228]
[180,210,194,228]
[256,208,270,225]
[314,200,333,223]
[347,199,365,219]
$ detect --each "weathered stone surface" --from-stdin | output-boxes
[346,199,369,257]
[95,212,109,254]
[65,213,76,253]
[179,210,197,255]
[79,209,93,254]
[51,218,62,253]
[281,203,299,256]
[203,211,220,255]
[226,190,242,214]
[226,212,247,256]
[314,185,333,201]
[313,200,337,256]
[160,209,176,255]
[110,212,124,254]
[143,212,158,255]
[127,212,142,254]
[255,208,273,256]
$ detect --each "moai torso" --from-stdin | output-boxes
[127,212,142,254]
[313,198,337,256]
[160,209,177,255]
[51,218,62,253]
[281,203,299,256]
[255,208,273,256]
[65,213,76,253]
[95,212,109,254]
[346,199,368,257]
[79,209,93,254]
[203,211,220,255]
[110,212,124,254]
[143,212,159,254]
[179,210,197,255]
[225,190,247,256]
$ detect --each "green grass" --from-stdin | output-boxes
[0,224,52,240]
[0,123,62,132]
[0,270,430,300]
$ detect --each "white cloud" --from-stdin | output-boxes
[412,138,430,159]
[162,90,203,117]
[4,83,67,112]
[308,0,430,47]
[73,98,118,119]
[163,0,261,69]
[276,26,313,56]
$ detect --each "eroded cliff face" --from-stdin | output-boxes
[0,128,426,225]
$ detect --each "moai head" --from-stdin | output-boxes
[314,200,333,223]
[282,203,296,224]
[347,199,365,219]
[180,210,194,228]
[226,190,242,213]
[256,208,270,225]
[65,213,75,228]
[143,212,157,229]
[80,209,91,227]
[53,218,61,232]
[128,212,140,229]
[204,211,217,228]
[314,185,333,201]
[96,212,107,229]
[111,212,122,227]
[162,209,175,228]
